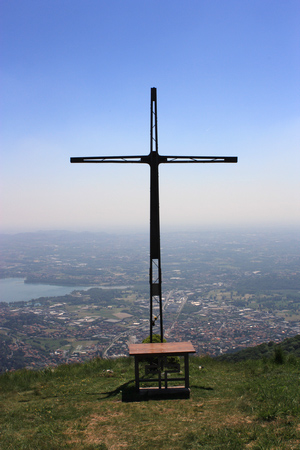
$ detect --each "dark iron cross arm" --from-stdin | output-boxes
[70,156,146,163]
[70,87,237,343]
[70,155,237,164]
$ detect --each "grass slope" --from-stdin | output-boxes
[0,355,299,449]
[218,334,300,362]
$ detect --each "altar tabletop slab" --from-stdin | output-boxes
[128,341,196,356]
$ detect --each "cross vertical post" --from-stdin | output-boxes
[70,87,237,344]
[149,88,163,342]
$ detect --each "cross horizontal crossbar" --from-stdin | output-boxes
[70,155,237,164]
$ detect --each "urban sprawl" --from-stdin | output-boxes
[1,230,299,372]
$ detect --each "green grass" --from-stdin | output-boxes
[0,356,299,449]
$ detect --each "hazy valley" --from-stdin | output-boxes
[1,229,300,372]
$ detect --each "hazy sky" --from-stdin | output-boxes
[1,0,299,234]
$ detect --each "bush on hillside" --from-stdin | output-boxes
[142,334,180,370]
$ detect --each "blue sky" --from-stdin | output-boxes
[1,0,299,233]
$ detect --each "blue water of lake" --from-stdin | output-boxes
[0,278,117,303]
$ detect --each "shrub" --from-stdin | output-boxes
[273,346,285,365]
[142,334,180,369]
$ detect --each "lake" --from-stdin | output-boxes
[0,278,127,303]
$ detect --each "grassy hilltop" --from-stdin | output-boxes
[0,343,299,449]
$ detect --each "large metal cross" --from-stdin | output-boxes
[71,87,237,343]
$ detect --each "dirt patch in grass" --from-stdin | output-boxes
[65,411,128,449]
[85,412,128,449]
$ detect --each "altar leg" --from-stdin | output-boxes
[184,354,189,389]
[134,356,140,391]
